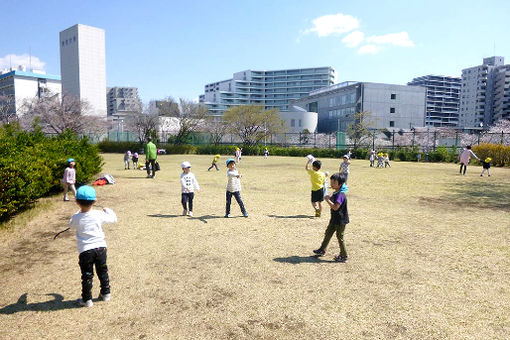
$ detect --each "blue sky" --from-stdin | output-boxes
[1,0,509,103]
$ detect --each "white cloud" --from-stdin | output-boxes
[0,53,46,71]
[366,32,414,47]
[358,44,382,55]
[341,30,365,48]
[304,13,359,37]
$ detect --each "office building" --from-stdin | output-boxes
[408,75,461,127]
[458,56,510,127]
[59,24,106,117]
[292,81,426,133]
[199,67,335,117]
[106,87,142,118]
[0,67,61,118]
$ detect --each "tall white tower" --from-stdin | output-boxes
[59,24,106,117]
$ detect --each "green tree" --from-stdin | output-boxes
[346,111,375,149]
[223,105,286,146]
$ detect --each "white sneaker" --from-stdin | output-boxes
[187,211,193,217]
[182,209,187,216]
[98,293,111,302]
[77,299,93,307]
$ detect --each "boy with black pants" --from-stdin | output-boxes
[313,173,350,262]
[68,186,118,307]
[225,158,248,218]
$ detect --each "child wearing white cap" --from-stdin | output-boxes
[180,161,200,216]
[68,185,117,307]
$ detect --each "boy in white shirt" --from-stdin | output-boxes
[225,159,248,218]
[180,161,200,216]
[68,185,117,307]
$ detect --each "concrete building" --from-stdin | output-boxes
[106,87,142,118]
[408,75,461,127]
[458,56,510,127]
[199,67,335,117]
[0,67,61,118]
[292,81,426,133]
[280,106,318,133]
[59,24,106,117]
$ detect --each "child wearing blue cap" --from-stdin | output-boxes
[69,185,117,307]
[62,158,77,201]
[225,158,248,218]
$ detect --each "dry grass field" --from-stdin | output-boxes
[1,153,509,339]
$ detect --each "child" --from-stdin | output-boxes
[62,158,77,201]
[369,149,375,167]
[208,154,221,171]
[124,150,131,170]
[225,158,248,218]
[459,145,479,175]
[339,155,351,183]
[384,153,391,168]
[132,152,139,170]
[234,147,241,163]
[180,161,200,216]
[480,157,492,177]
[306,158,326,217]
[69,185,117,307]
[264,148,269,159]
[313,173,349,262]
[377,152,384,168]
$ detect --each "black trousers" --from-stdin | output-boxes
[78,247,110,301]
[226,191,246,215]
[181,192,194,211]
[460,163,467,174]
[146,159,156,177]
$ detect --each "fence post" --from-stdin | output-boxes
[455,131,458,147]
[392,130,395,150]
[502,131,504,144]
[433,131,437,151]
[314,132,317,148]
[477,132,481,145]
[328,134,331,149]
[412,130,415,147]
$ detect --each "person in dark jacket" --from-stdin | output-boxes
[312,173,350,262]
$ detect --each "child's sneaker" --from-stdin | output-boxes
[314,209,320,217]
[182,209,187,216]
[224,214,230,218]
[243,212,249,217]
[77,298,93,307]
[334,255,348,263]
[98,293,111,302]
[187,211,193,217]
[313,249,325,256]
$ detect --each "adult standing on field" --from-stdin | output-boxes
[145,137,158,178]
[459,145,479,175]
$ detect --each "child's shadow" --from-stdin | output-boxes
[268,214,314,219]
[147,214,181,218]
[273,256,335,264]
[190,215,242,224]
[0,293,80,314]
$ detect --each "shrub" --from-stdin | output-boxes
[472,143,510,167]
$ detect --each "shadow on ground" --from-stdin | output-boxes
[273,256,335,264]
[419,180,510,212]
[147,214,181,218]
[0,293,80,314]
[268,214,314,219]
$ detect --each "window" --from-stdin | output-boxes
[390,107,395,113]
[291,119,295,127]
[389,121,395,127]
[299,120,302,127]
[391,93,396,99]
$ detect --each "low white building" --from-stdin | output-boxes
[0,67,61,117]
[279,106,318,133]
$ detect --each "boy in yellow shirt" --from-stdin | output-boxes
[305,158,326,217]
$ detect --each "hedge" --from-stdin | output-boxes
[472,143,510,167]
[0,125,103,222]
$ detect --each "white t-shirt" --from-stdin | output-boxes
[62,167,76,185]
[69,208,117,253]
[180,172,200,193]
[226,169,241,192]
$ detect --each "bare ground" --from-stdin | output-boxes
[1,154,509,339]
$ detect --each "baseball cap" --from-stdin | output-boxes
[226,158,235,166]
[343,155,349,159]
[485,157,492,163]
[76,185,96,201]
[181,161,191,168]
[67,158,75,163]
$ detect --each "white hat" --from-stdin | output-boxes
[181,161,191,168]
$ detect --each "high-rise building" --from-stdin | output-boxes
[292,81,426,133]
[0,67,61,119]
[458,56,509,127]
[408,75,461,127]
[59,24,106,117]
[199,67,335,117]
[106,87,142,118]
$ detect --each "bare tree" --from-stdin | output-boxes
[222,105,286,146]
[204,118,230,145]
[345,111,375,149]
[158,97,209,144]
[0,95,20,124]
[127,110,160,143]
[22,92,107,134]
